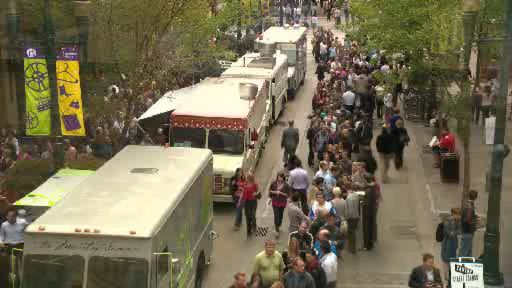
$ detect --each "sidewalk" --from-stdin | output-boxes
[409,120,512,286]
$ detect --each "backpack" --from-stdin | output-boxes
[436,222,444,242]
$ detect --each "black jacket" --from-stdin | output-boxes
[376,130,398,155]
[408,266,442,288]
[307,264,327,288]
[355,123,373,146]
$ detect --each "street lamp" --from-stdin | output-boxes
[479,0,511,286]
[74,0,91,106]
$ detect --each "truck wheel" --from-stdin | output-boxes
[195,254,205,288]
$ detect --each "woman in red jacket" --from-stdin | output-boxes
[242,173,260,237]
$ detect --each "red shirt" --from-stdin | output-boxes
[439,132,455,153]
[242,183,259,201]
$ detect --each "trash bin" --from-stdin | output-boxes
[440,153,459,183]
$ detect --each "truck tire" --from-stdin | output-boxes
[195,253,205,288]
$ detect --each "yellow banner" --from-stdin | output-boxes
[56,47,85,136]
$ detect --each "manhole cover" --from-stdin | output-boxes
[254,226,269,238]
[389,225,417,239]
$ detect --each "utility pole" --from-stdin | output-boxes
[7,0,23,132]
[43,0,61,136]
[75,1,91,108]
[481,0,511,285]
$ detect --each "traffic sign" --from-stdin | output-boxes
[450,258,484,288]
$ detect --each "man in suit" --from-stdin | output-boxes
[408,253,443,288]
[281,120,300,164]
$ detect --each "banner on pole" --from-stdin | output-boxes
[56,47,85,136]
[24,48,51,136]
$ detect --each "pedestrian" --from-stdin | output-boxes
[304,249,327,288]
[315,61,327,81]
[231,168,246,231]
[282,237,301,273]
[250,273,264,288]
[342,0,350,23]
[375,124,397,183]
[313,124,329,162]
[331,187,347,225]
[431,127,455,168]
[391,119,410,170]
[229,272,248,288]
[408,253,443,288]
[313,229,337,257]
[269,172,291,234]
[342,86,356,113]
[289,220,314,254]
[242,173,260,237]
[388,107,403,130]
[253,239,286,287]
[282,257,316,288]
[309,192,335,220]
[460,190,478,257]
[323,166,337,200]
[311,15,318,32]
[287,193,311,234]
[307,121,319,168]
[345,188,360,253]
[288,160,310,215]
[324,212,344,253]
[0,209,28,249]
[319,240,338,288]
[281,120,300,164]
[441,208,461,281]
[472,85,483,124]
[383,93,393,122]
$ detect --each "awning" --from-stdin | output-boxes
[138,92,176,121]
[172,115,247,130]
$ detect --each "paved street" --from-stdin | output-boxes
[204,17,465,288]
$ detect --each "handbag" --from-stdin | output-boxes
[340,220,348,234]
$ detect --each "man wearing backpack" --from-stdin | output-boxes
[459,190,478,257]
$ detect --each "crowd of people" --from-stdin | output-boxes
[277,0,351,29]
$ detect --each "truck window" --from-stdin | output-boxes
[87,256,148,288]
[208,129,244,155]
[22,254,84,288]
[172,127,206,148]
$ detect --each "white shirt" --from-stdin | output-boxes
[381,65,390,73]
[296,7,301,15]
[320,252,338,283]
[320,43,328,54]
[0,219,29,245]
[312,16,319,24]
[342,91,356,106]
[384,93,393,108]
[310,201,333,218]
[315,169,328,179]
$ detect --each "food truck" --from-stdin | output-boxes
[20,146,215,288]
[13,168,94,222]
[221,44,288,126]
[170,77,269,202]
[256,25,307,97]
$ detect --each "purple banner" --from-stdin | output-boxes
[24,47,45,59]
[57,47,79,61]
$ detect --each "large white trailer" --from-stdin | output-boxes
[257,25,308,97]
[20,146,215,288]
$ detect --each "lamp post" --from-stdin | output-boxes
[74,0,91,107]
[480,0,511,285]
[6,0,24,131]
[43,0,60,136]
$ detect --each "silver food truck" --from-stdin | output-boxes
[20,145,215,288]
[256,25,308,97]
[221,45,288,126]
[168,77,269,202]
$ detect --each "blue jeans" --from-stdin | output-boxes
[234,197,243,227]
[459,233,473,257]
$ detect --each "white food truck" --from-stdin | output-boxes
[221,44,288,126]
[256,25,308,97]
[20,146,215,288]
[169,77,269,202]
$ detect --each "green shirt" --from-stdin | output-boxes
[253,251,285,286]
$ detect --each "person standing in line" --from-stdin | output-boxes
[472,85,483,124]
[242,173,260,237]
[460,190,478,257]
[408,253,443,288]
[229,272,248,288]
[282,257,316,288]
[331,187,346,225]
[342,0,350,23]
[342,86,356,113]
[315,61,327,82]
[231,168,246,231]
[319,240,338,288]
[281,120,300,165]
[345,188,360,254]
[269,172,291,235]
[288,193,311,235]
[282,238,301,274]
[441,208,461,281]
[289,220,314,254]
[253,240,286,287]
[307,121,319,168]
[375,124,397,183]
[304,249,327,288]
[288,159,310,215]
